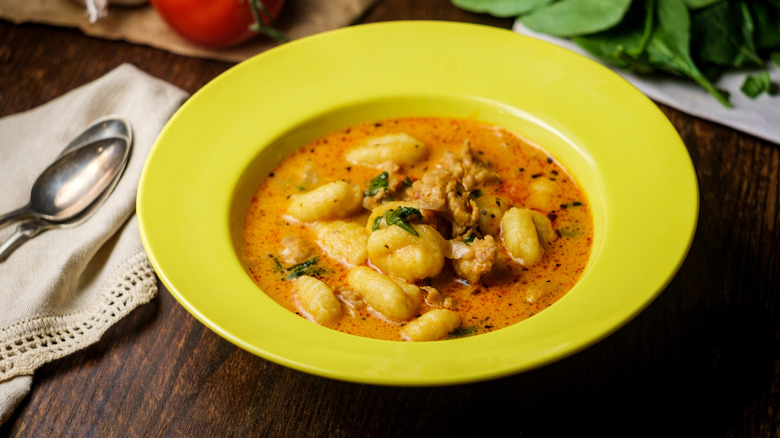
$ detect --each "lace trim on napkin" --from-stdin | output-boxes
[0,251,157,381]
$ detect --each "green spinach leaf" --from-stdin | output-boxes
[519,0,633,37]
[451,0,553,17]
[691,1,762,68]
[573,0,655,71]
[772,51,780,67]
[741,71,774,98]
[285,257,328,280]
[385,206,423,236]
[750,1,780,51]
[682,0,723,10]
[645,0,731,107]
[364,171,390,197]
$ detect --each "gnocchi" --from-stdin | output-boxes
[500,207,555,266]
[287,181,363,222]
[367,223,447,282]
[401,309,461,342]
[293,275,342,324]
[347,266,419,321]
[474,195,509,236]
[314,220,368,267]
[242,116,593,341]
[345,133,427,168]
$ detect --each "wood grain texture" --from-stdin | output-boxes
[2,0,779,436]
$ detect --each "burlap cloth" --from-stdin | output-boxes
[0,0,377,62]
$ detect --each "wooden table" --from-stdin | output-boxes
[2,1,779,436]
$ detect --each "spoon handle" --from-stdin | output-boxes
[0,221,47,262]
[0,205,35,230]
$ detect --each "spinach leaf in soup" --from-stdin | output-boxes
[365,171,390,197]
[384,207,423,236]
[285,257,328,280]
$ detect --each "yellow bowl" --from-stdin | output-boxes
[138,21,698,386]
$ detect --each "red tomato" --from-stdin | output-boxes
[150,0,286,48]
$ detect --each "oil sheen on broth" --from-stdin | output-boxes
[242,117,593,341]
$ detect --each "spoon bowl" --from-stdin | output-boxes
[30,137,129,222]
[64,116,132,155]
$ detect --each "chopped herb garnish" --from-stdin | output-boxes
[371,215,383,231]
[269,255,284,272]
[463,233,477,246]
[402,175,414,187]
[384,206,422,236]
[561,201,583,209]
[364,171,390,197]
[448,325,477,339]
[285,257,327,280]
[556,227,581,238]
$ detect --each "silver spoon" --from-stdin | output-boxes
[0,116,131,228]
[0,136,131,261]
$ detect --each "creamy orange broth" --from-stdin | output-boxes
[242,117,593,341]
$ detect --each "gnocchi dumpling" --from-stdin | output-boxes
[314,220,368,267]
[367,223,446,282]
[474,195,509,236]
[345,133,427,168]
[500,207,554,266]
[388,275,422,304]
[526,178,559,211]
[347,266,419,321]
[293,275,342,324]
[401,309,460,342]
[287,181,363,222]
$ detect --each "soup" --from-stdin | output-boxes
[242,117,593,341]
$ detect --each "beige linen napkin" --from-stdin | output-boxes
[0,64,188,423]
[0,0,377,63]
